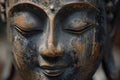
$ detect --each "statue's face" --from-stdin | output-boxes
[8,0,104,80]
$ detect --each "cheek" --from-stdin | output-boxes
[11,34,42,79]
[69,29,101,79]
[8,27,28,53]
[12,35,28,55]
[70,29,101,66]
[11,33,31,69]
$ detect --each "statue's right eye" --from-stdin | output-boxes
[14,24,43,36]
[13,12,45,37]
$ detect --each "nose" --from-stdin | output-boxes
[48,15,56,54]
[40,15,64,57]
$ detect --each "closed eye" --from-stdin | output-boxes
[14,24,42,36]
[64,22,95,34]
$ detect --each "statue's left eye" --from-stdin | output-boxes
[62,11,97,34]
[63,20,95,34]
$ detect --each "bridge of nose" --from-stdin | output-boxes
[47,15,56,51]
[39,14,64,57]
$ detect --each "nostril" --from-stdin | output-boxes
[48,42,56,53]
[40,49,64,57]
[41,55,62,63]
[40,43,64,57]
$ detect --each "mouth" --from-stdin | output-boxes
[40,65,67,76]
[42,69,63,76]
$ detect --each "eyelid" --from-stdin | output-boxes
[14,24,30,34]
[14,24,42,35]
[14,22,30,31]
[14,24,25,31]
[64,22,96,34]
[64,21,94,30]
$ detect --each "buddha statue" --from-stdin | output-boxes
[0,0,108,80]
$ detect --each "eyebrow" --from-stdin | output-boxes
[62,2,100,12]
[9,2,47,17]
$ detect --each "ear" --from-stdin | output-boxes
[101,0,114,38]
[0,0,6,23]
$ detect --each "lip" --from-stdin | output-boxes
[42,69,63,76]
[40,65,67,76]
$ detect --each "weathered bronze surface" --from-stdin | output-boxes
[0,0,107,80]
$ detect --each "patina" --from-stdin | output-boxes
[1,0,106,80]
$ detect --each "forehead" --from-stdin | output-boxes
[7,0,98,6]
[7,0,99,14]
